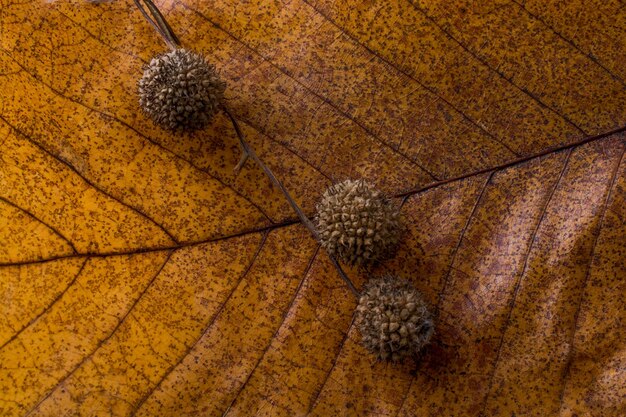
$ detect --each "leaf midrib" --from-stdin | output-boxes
[2,124,624,268]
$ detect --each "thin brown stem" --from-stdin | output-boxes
[133,0,180,50]
[233,152,249,175]
[223,107,360,298]
[131,0,359,298]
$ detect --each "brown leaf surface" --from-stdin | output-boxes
[0,0,625,415]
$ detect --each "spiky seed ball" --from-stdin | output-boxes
[315,179,401,265]
[138,48,226,131]
[356,276,434,361]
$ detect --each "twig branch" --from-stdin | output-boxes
[131,0,360,298]
[233,152,249,175]
[223,107,360,298]
[133,0,180,50]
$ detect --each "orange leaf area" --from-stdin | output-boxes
[0,0,624,416]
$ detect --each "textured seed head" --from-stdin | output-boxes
[315,179,401,265]
[138,48,226,131]
[356,275,434,361]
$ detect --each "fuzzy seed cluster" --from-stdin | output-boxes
[315,179,401,265]
[356,276,433,361]
[138,48,226,130]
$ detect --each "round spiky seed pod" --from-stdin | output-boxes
[315,179,401,265]
[356,276,434,361]
[138,48,226,131]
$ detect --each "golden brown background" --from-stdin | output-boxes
[0,0,625,415]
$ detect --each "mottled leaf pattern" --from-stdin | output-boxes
[0,0,624,416]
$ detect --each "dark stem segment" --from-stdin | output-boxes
[233,152,250,175]
[133,0,180,50]
[130,0,357,296]
[223,107,360,298]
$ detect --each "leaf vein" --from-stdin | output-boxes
[0,219,299,267]
[184,4,442,181]
[0,258,88,352]
[0,48,274,224]
[300,0,523,156]
[509,0,626,87]
[305,313,357,416]
[405,0,588,135]
[129,231,270,416]
[478,147,574,415]
[221,245,321,417]
[23,250,174,416]
[395,171,493,417]
[0,112,180,244]
[0,195,77,255]
[556,144,626,414]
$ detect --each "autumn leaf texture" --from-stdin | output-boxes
[0,0,625,416]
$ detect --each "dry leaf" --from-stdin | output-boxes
[0,0,625,416]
